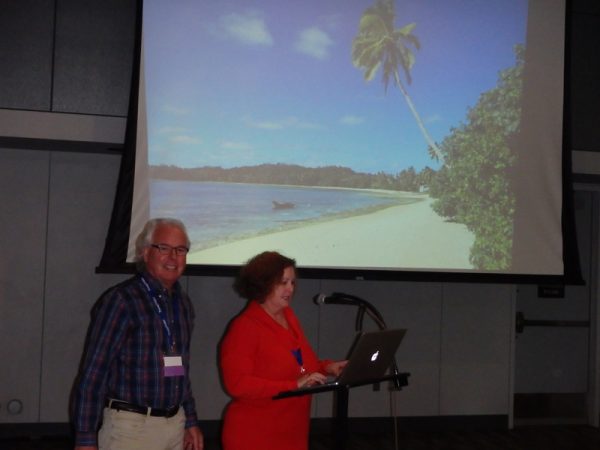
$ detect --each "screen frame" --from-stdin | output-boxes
[97,0,583,286]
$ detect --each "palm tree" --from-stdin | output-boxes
[352,0,444,163]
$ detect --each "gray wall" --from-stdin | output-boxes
[0,147,515,424]
[0,0,599,428]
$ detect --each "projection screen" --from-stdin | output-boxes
[102,0,576,280]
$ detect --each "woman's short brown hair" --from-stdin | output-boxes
[233,251,296,302]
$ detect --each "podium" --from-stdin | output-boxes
[274,372,410,450]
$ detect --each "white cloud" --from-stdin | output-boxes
[340,115,365,125]
[158,126,187,134]
[163,105,191,116]
[170,135,202,145]
[253,121,284,130]
[295,27,333,60]
[425,114,443,124]
[245,116,323,130]
[220,12,273,46]
[220,140,253,151]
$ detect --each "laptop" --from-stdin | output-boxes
[278,328,406,396]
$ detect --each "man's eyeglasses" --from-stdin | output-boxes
[150,243,189,256]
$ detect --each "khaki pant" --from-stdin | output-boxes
[98,406,185,450]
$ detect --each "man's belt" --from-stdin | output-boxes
[106,399,180,418]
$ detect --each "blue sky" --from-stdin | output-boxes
[143,0,528,174]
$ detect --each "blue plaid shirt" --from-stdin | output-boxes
[72,272,199,446]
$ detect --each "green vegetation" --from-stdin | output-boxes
[429,45,524,270]
[150,163,433,193]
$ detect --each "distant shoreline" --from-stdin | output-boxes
[150,162,426,195]
[154,177,420,196]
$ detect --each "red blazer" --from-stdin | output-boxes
[220,301,330,450]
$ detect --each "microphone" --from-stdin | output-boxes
[313,292,387,329]
[312,291,402,390]
[312,293,360,306]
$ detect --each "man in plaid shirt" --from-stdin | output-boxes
[72,218,203,450]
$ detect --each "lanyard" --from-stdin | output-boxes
[291,348,306,373]
[140,275,179,351]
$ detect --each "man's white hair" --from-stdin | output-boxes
[134,218,190,270]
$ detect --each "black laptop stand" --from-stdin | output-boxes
[274,372,410,450]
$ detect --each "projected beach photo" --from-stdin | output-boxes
[143,0,529,271]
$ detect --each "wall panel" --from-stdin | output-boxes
[0,0,54,110]
[0,148,50,422]
[53,0,136,115]
[40,151,125,421]
[440,284,514,415]
[569,11,600,152]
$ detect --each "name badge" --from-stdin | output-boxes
[164,355,185,377]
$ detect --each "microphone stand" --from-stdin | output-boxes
[325,292,403,391]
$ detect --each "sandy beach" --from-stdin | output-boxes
[187,196,475,270]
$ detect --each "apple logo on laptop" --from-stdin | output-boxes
[370,350,380,362]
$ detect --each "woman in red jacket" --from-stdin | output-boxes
[219,251,346,450]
